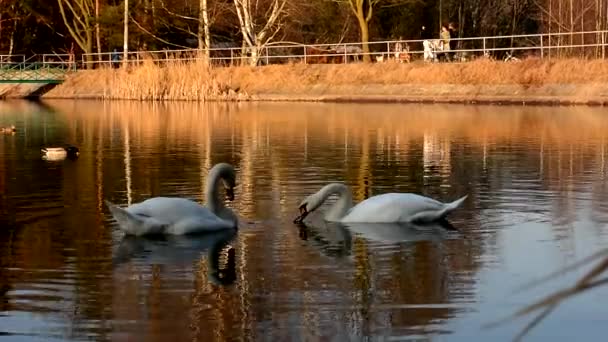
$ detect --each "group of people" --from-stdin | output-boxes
[420,23,458,62]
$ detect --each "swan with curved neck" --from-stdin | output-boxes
[294,182,467,224]
[106,163,238,236]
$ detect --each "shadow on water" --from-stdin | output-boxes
[113,229,238,286]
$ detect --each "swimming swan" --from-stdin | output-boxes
[105,163,238,236]
[294,183,467,224]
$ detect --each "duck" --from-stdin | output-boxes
[293,182,467,224]
[41,146,80,161]
[105,162,238,236]
[1,125,16,134]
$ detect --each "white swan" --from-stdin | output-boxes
[293,183,467,224]
[105,163,238,236]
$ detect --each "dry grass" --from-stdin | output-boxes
[214,58,608,88]
[49,58,245,101]
[45,57,608,101]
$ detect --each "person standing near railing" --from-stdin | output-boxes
[420,25,433,62]
[448,22,458,61]
[440,25,451,62]
[394,37,403,61]
[112,49,121,68]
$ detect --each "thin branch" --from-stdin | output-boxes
[512,248,608,295]
[484,269,608,332]
[56,0,87,51]
[513,304,558,342]
[130,15,192,49]
[158,0,198,21]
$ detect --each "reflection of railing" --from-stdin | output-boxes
[73,29,608,68]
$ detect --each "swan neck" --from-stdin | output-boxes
[205,167,226,214]
[323,184,353,221]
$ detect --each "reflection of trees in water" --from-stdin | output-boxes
[2,100,608,339]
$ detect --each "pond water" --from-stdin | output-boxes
[1,100,608,341]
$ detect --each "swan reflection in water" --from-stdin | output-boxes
[296,215,461,258]
[113,229,238,286]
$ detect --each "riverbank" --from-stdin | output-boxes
[39,58,608,105]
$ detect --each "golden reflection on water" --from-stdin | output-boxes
[1,100,608,340]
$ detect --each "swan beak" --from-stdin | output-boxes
[226,187,235,201]
[293,204,309,224]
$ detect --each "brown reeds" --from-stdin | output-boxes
[51,57,246,101]
[45,57,608,101]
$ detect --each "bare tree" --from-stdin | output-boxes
[95,0,101,59]
[199,0,210,59]
[57,0,95,67]
[155,0,230,58]
[333,0,410,63]
[535,0,600,57]
[233,0,287,66]
[0,0,20,55]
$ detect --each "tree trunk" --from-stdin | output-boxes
[355,12,370,63]
[198,0,211,61]
[241,39,247,66]
[249,45,259,66]
[95,0,101,61]
[569,0,574,56]
[203,0,210,60]
[86,30,94,69]
[233,0,286,66]
[123,0,129,65]
[8,21,15,56]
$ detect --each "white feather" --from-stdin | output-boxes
[105,163,237,236]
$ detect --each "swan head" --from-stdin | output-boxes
[65,146,80,158]
[293,192,324,223]
[208,163,236,201]
[221,170,236,201]
[223,178,235,201]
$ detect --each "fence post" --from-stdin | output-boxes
[343,44,347,64]
[540,34,544,59]
[482,37,486,56]
[303,46,307,64]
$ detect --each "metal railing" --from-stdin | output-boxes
[0,54,76,83]
[78,29,608,68]
[2,29,608,71]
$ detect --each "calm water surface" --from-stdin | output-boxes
[1,100,608,341]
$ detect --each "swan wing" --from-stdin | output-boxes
[105,200,167,236]
[165,215,235,235]
[340,193,455,223]
[125,197,236,234]
[127,197,214,223]
[408,195,468,223]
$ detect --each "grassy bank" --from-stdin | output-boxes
[43,58,608,104]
